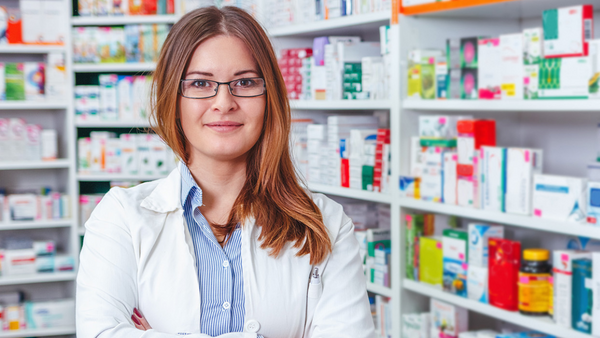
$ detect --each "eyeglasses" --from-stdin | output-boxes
[179,77,266,99]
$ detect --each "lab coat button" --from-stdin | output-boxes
[244,319,260,333]
[223,260,230,268]
[223,302,231,309]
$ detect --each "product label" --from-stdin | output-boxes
[518,272,550,313]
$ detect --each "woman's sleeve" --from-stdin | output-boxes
[309,218,377,338]
[76,189,257,338]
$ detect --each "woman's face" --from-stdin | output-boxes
[180,35,266,164]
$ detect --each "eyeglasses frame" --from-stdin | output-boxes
[179,77,267,99]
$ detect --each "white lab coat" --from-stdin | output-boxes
[76,165,376,338]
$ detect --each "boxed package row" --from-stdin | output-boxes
[408,5,600,100]
[372,295,392,337]
[0,189,70,223]
[75,74,152,122]
[0,291,74,331]
[401,115,600,226]
[406,213,600,335]
[261,0,390,29]
[0,238,74,276]
[77,0,175,16]
[0,118,57,162]
[403,301,556,338]
[0,54,67,101]
[280,30,391,101]
[0,1,67,45]
[72,24,171,64]
[292,115,390,193]
[78,132,177,175]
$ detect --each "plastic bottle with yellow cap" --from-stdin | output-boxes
[518,248,551,316]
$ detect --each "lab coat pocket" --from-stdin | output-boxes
[305,279,323,335]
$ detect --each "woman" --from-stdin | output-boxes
[76,6,375,338]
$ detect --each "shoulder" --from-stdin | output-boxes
[103,179,162,210]
[306,190,352,240]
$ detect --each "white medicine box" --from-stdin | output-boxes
[468,223,504,268]
[505,148,543,216]
[533,174,587,222]
[543,5,594,58]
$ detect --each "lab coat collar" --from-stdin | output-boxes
[140,163,184,213]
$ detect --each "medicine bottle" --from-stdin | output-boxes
[518,249,551,316]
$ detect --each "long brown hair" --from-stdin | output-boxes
[150,6,332,264]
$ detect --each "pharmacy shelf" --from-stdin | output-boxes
[308,183,392,204]
[77,173,165,181]
[367,283,393,297]
[403,279,589,338]
[290,100,391,110]
[0,272,77,286]
[399,198,600,240]
[0,220,73,231]
[0,326,76,337]
[0,44,65,54]
[402,100,600,112]
[269,11,390,37]
[75,120,151,128]
[0,159,71,170]
[400,0,579,19]
[73,62,156,73]
[0,101,68,110]
[72,14,179,26]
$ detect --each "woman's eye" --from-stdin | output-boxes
[191,80,210,88]
[235,79,255,87]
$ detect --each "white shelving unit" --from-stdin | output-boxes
[75,120,151,128]
[0,326,76,338]
[71,14,179,25]
[0,1,77,337]
[395,1,600,338]
[0,159,71,170]
[76,173,166,182]
[267,9,403,338]
[72,62,157,73]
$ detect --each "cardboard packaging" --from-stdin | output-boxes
[402,312,430,338]
[505,148,543,216]
[523,27,544,65]
[99,74,118,120]
[588,181,600,225]
[45,52,66,100]
[4,248,36,275]
[590,40,600,99]
[477,38,501,99]
[543,5,594,58]
[447,38,461,70]
[407,49,443,99]
[406,214,424,281]
[554,250,591,328]
[457,175,475,208]
[488,238,521,311]
[456,120,496,176]
[461,67,478,100]
[419,236,443,287]
[430,298,468,337]
[532,174,587,223]
[25,124,41,161]
[41,129,57,161]
[9,118,26,161]
[467,265,489,303]
[468,223,504,268]
[24,62,44,101]
[538,57,591,99]
[461,37,478,68]
[25,299,75,329]
[5,63,24,100]
[443,152,457,205]
[436,60,448,99]
[591,252,600,336]
[572,258,592,333]
[443,229,468,297]
[480,146,507,212]
[500,33,524,100]
[523,64,540,99]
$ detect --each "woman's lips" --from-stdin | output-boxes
[205,121,243,132]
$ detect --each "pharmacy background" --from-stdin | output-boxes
[2,0,600,338]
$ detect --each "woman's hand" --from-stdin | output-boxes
[132,308,152,331]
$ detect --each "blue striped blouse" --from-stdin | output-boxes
[180,164,263,337]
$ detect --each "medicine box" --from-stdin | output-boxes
[456,119,496,176]
[24,62,44,101]
[4,248,36,275]
[554,250,591,328]
[419,115,458,140]
[505,148,543,216]
[25,299,75,329]
[523,27,544,65]
[5,63,24,101]
[443,229,468,297]
[447,38,461,70]
[497,333,555,338]
[41,129,57,161]
[421,165,442,203]
[538,57,590,99]
[467,265,488,303]
[435,60,447,99]
[572,258,592,333]
[533,174,587,222]
[480,146,506,212]
[543,5,594,58]
[590,40,600,99]
[588,181,600,225]
[399,176,419,199]
[457,175,475,208]
[477,38,501,99]
[500,33,524,100]
[592,252,600,336]
[419,236,443,287]
[468,223,504,268]
[407,50,444,99]
[460,37,478,68]
[460,68,478,100]
[524,64,540,99]
[402,312,430,338]
[430,298,468,337]
[443,152,457,205]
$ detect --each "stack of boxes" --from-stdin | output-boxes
[306,124,327,184]
[442,229,468,297]
[278,48,312,100]
[342,63,363,99]
[348,129,377,190]
[0,118,57,162]
[467,224,503,303]
[374,129,391,193]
